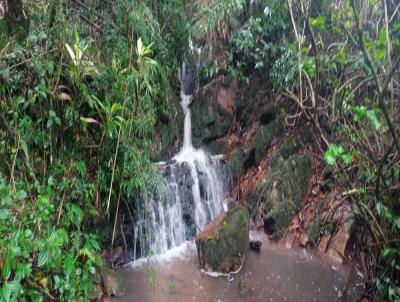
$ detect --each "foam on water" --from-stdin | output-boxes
[129,241,196,269]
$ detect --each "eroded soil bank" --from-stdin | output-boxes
[106,232,363,302]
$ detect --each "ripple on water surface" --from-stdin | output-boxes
[105,232,363,302]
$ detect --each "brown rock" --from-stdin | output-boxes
[327,227,350,263]
[217,86,236,117]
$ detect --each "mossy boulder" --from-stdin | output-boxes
[249,118,284,166]
[248,155,311,240]
[195,206,250,273]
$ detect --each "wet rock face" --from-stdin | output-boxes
[192,76,238,148]
[228,150,243,182]
[249,118,284,166]
[195,206,250,273]
[236,74,280,129]
[248,154,311,240]
[241,103,285,169]
[268,137,300,167]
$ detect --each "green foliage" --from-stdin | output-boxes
[0,0,192,299]
[226,0,290,80]
[260,0,400,300]
[270,43,297,92]
[0,177,100,301]
[348,104,382,131]
[65,30,98,87]
[323,144,353,165]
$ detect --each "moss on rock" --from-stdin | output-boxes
[307,221,322,245]
[269,137,300,168]
[228,150,243,182]
[195,206,250,273]
[250,118,284,166]
[248,155,311,239]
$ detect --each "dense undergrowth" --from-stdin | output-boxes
[0,0,399,301]
[0,0,190,300]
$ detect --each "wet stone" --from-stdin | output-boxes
[249,240,262,252]
[195,206,250,273]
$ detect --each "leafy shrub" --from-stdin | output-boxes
[0,177,100,301]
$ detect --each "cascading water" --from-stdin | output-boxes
[133,43,231,260]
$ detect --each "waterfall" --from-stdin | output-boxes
[133,42,231,259]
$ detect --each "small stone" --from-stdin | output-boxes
[249,240,262,252]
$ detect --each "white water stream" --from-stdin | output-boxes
[133,45,229,259]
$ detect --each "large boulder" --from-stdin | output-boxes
[195,206,250,273]
[248,155,311,240]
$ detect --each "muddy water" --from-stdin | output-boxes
[106,233,362,302]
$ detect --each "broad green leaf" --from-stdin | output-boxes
[376,202,384,216]
[64,255,74,276]
[342,154,353,164]
[2,282,14,302]
[65,43,77,65]
[323,152,336,165]
[2,258,11,280]
[37,250,50,267]
[375,48,385,60]
[15,263,32,280]
[310,16,326,29]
